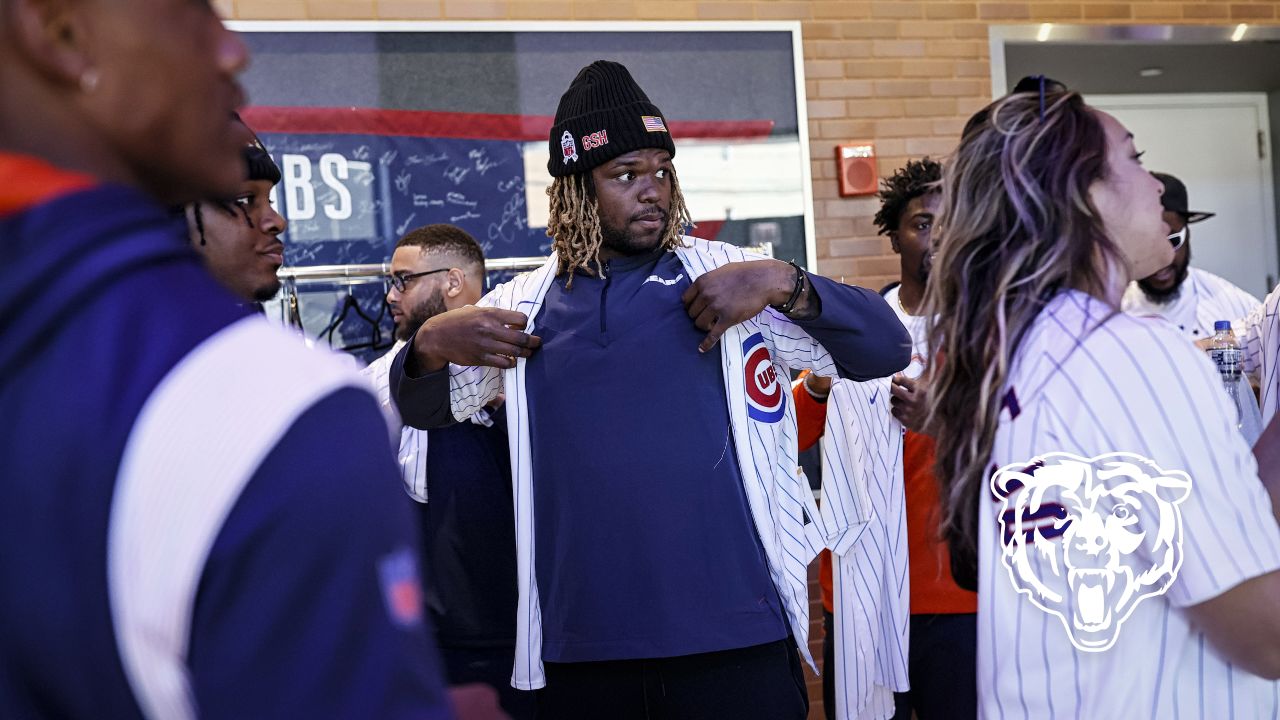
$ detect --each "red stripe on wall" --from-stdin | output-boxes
[240,106,774,142]
[690,219,726,241]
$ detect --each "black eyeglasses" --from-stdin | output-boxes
[389,268,448,292]
[1168,226,1188,251]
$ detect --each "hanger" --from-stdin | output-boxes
[316,281,386,351]
[340,278,395,352]
[285,276,303,331]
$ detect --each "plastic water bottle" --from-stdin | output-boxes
[1208,320,1263,444]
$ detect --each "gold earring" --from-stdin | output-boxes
[80,68,100,93]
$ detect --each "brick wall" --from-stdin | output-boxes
[220,0,1278,293]
[219,0,1279,715]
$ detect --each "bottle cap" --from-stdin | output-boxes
[1215,320,1232,331]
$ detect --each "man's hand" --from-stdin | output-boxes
[889,373,928,432]
[803,371,832,401]
[411,305,541,373]
[682,259,797,352]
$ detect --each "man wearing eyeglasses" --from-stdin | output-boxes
[1123,172,1261,340]
[362,224,531,719]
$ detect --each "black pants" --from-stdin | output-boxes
[892,613,978,720]
[440,645,535,720]
[535,639,809,720]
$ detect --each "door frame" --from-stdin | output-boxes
[1087,92,1278,292]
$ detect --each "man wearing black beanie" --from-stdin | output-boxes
[392,60,911,718]
[186,114,288,304]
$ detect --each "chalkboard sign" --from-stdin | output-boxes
[263,132,548,265]
[230,21,815,270]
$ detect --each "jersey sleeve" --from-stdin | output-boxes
[749,273,910,382]
[1154,337,1280,607]
[1236,299,1264,377]
[390,280,517,429]
[360,343,406,437]
[185,387,451,720]
[1235,285,1279,390]
[362,345,431,503]
[814,379,894,555]
[677,239,910,380]
[788,273,912,381]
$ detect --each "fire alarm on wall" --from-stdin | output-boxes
[836,142,879,197]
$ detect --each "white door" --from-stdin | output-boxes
[1088,93,1278,299]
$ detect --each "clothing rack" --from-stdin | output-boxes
[273,242,775,285]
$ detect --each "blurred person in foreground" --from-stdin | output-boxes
[0,0,462,717]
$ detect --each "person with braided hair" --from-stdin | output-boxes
[926,81,1280,718]
[391,60,910,718]
[185,114,287,304]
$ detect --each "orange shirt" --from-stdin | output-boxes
[793,372,975,616]
[0,154,95,217]
[902,430,976,614]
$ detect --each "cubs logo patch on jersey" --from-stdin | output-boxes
[743,332,785,423]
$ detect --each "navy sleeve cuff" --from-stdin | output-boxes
[390,341,455,430]
[794,273,912,381]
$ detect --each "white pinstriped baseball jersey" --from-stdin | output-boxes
[363,341,429,502]
[1238,283,1280,426]
[443,238,841,690]
[980,289,1280,719]
[362,341,496,503]
[1123,267,1261,341]
[817,377,910,720]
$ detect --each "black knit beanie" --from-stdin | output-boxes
[547,60,676,177]
[233,112,281,184]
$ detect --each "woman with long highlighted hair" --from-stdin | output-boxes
[925,86,1280,716]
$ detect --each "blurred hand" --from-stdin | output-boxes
[890,373,929,432]
[448,683,509,720]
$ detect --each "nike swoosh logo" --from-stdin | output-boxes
[643,273,683,286]
[870,390,879,405]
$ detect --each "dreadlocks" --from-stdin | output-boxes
[191,198,255,246]
[546,167,693,288]
[873,157,942,236]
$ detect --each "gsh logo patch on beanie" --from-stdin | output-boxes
[582,129,609,151]
[547,60,676,177]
